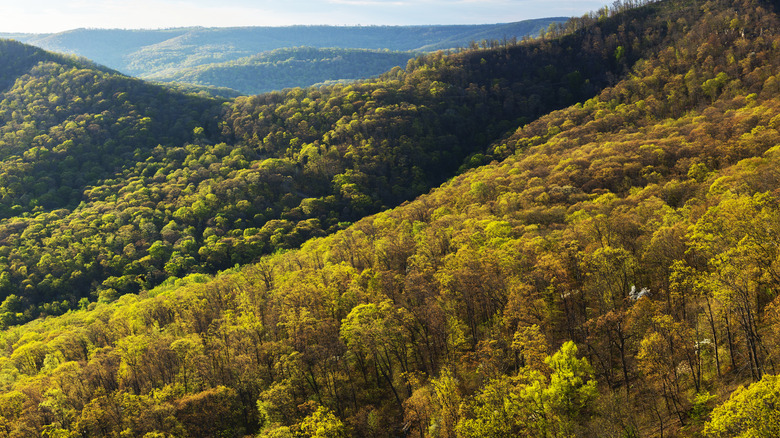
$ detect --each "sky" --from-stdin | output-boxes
[1,0,611,33]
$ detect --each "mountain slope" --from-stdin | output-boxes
[2,0,780,437]
[3,28,192,73]
[0,3,666,322]
[0,40,222,216]
[0,39,97,90]
[3,20,567,76]
[151,47,421,95]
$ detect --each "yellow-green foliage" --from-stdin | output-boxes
[1,0,780,436]
[0,5,647,320]
[704,376,780,437]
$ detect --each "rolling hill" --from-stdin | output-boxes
[0,0,779,437]
[148,47,424,95]
[2,19,568,93]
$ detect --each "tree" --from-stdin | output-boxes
[689,192,780,380]
[544,341,598,435]
[0,391,26,436]
[512,324,549,373]
[704,375,780,437]
[298,406,347,438]
[457,341,596,438]
[456,374,534,438]
[341,300,411,411]
[431,368,462,438]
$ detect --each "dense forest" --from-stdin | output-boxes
[0,0,780,436]
[0,1,657,323]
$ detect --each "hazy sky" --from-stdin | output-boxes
[2,0,611,33]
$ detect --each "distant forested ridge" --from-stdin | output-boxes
[2,0,780,437]
[151,47,424,95]
[0,19,567,93]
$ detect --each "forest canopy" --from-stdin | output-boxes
[1,0,780,437]
[0,2,653,321]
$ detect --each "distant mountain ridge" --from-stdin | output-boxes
[150,47,423,95]
[1,19,566,93]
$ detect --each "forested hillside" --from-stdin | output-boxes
[0,1,660,324]
[2,19,567,94]
[1,0,780,437]
[149,47,421,95]
[0,41,222,215]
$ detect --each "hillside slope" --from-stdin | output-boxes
[148,47,421,95]
[1,0,780,437]
[0,40,221,215]
[0,2,663,323]
[2,19,567,87]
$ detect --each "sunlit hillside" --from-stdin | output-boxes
[0,0,779,437]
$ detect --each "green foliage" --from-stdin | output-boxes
[456,342,596,438]
[546,341,597,413]
[298,406,347,438]
[456,375,527,438]
[3,0,780,437]
[704,376,780,437]
[0,4,644,322]
[690,391,717,424]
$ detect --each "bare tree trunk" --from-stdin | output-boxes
[705,296,721,376]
